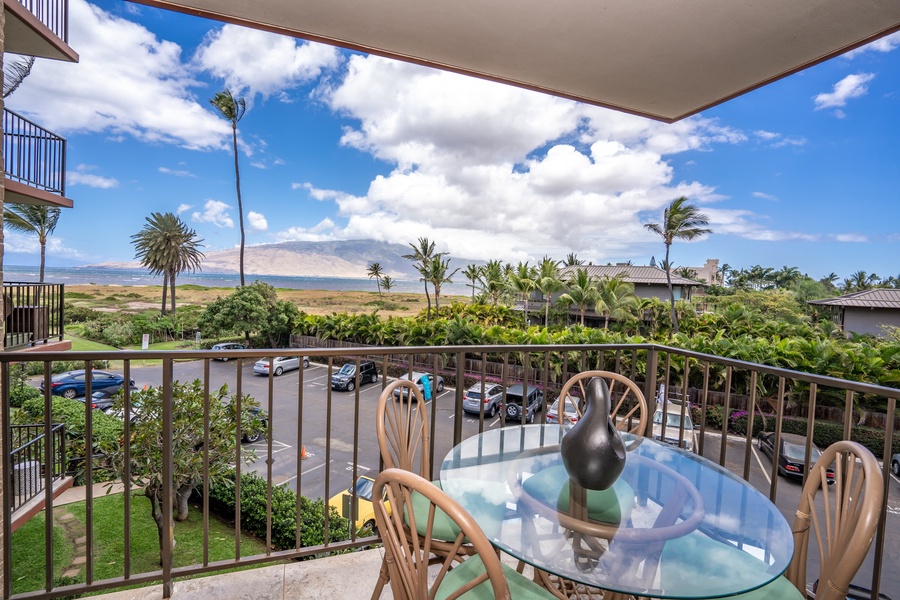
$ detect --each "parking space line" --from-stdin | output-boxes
[276,459,332,486]
[750,444,772,486]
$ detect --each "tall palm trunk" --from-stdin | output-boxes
[169,269,177,314]
[39,238,47,283]
[232,124,246,287]
[664,242,678,334]
[424,281,432,318]
[161,273,169,315]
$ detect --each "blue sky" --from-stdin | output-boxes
[5,0,900,283]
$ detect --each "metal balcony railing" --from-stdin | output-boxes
[2,108,67,196]
[1,344,897,599]
[13,0,68,44]
[8,424,66,512]
[3,282,65,350]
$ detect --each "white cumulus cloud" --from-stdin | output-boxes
[814,73,875,110]
[194,25,341,100]
[247,211,268,231]
[192,200,234,228]
[6,0,230,150]
[68,171,118,188]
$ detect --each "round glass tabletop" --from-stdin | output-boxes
[439,424,794,599]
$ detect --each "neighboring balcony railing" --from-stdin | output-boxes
[8,424,66,512]
[1,344,897,599]
[3,282,65,349]
[2,108,67,196]
[14,0,68,44]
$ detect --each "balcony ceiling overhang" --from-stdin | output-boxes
[4,181,74,209]
[132,0,900,122]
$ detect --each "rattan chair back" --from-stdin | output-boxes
[373,468,512,600]
[785,440,883,600]
[557,371,648,436]
[376,379,431,479]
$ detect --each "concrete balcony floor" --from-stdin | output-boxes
[88,548,391,600]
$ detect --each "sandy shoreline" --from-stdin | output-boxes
[66,283,464,318]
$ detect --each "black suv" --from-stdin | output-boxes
[503,384,543,423]
[331,360,379,391]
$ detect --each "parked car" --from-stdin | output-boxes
[253,355,309,376]
[240,406,269,443]
[327,475,389,531]
[651,404,697,452]
[757,432,834,483]
[41,370,134,400]
[462,382,505,417]
[79,383,141,412]
[503,384,543,423]
[392,372,444,401]
[331,361,379,391]
[211,342,246,360]
[546,395,580,425]
[892,453,900,477]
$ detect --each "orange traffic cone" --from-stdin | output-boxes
[301,445,308,460]
[143,384,148,390]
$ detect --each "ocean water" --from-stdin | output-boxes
[2,265,472,296]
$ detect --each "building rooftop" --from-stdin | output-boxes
[561,265,701,287]
[808,289,900,309]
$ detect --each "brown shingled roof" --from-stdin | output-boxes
[560,265,701,286]
[808,289,900,309]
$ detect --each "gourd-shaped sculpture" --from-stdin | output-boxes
[560,377,626,490]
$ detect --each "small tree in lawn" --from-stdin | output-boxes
[381,275,394,294]
[199,280,300,347]
[101,380,262,562]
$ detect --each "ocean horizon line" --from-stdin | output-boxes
[2,264,471,295]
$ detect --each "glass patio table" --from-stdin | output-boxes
[439,424,794,599]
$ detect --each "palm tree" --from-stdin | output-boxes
[403,237,444,318]
[381,275,394,293]
[644,197,712,333]
[210,89,248,286]
[367,262,383,295]
[3,55,35,98]
[535,257,565,326]
[595,276,639,329]
[131,212,205,314]
[479,260,506,306]
[558,268,600,325]
[3,205,61,282]
[509,262,537,325]
[463,264,481,303]
[563,253,584,267]
[429,255,459,314]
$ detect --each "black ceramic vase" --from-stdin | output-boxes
[560,377,626,490]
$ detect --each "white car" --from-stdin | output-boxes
[651,404,697,452]
[546,395,580,426]
[253,355,309,376]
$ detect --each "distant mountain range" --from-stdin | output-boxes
[87,240,472,279]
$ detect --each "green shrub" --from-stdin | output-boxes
[10,384,42,409]
[206,471,349,551]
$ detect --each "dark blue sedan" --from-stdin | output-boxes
[40,370,133,399]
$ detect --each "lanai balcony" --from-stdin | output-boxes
[1,344,897,599]
[2,109,73,209]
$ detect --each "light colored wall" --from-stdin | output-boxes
[842,308,900,338]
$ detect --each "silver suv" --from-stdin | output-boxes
[462,382,504,417]
[503,384,543,423]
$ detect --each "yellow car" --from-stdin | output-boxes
[328,475,390,532]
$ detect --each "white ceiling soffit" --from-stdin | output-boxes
[132,0,900,123]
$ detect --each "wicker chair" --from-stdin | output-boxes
[660,439,884,600]
[373,379,500,598]
[373,468,557,600]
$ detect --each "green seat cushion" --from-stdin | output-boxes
[660,532,803,600]
[521,465,634,524]
[406,480,506,542]
[435,555,558,600]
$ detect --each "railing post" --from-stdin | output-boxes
[453,351,465,447]
[643,347,659,437]
[161,358,174,598]
[2,360,12,599]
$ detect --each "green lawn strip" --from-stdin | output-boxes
[10,513,72,595]
[65,336,119,352]
[63,493,275,583]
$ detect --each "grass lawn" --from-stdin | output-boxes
[11,493,274,596]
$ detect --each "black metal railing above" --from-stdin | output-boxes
[3,282,65,349]
[14,0,68,44]
[9,424,66,512]
[2,108,67,196]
